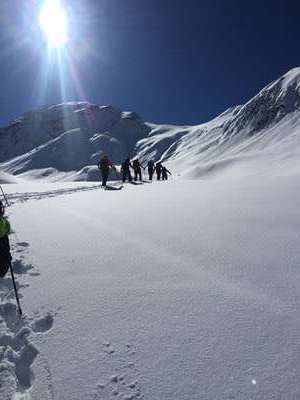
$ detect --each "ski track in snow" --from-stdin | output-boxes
[0,180,140,400]
[5,181,126,206]
[0,241,54,400]
[6,184,104,206]
[91,343,143,400]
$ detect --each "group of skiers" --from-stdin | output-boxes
[0,156,171,300]
[97,155,171,186]
[0,156,171,277]
[0,156,171,312]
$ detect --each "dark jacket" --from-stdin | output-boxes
[121,159,133,171]
[132,159,141,170]
[0,217,11,278]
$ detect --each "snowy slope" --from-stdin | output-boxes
[1,67,300,399]
[1,169,300,399]
[136,67,300,178]
[1,67,300,181]
[0,171,20,184]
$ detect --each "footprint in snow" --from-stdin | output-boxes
[0,239,54,399]
[12,242,41,277]
[103,342,115,355]
[31,313,54,333]
[0,261,37,304]
[92,343,143,399]
[0,301,38,392]
[13,242,30,254]
[0,278,27,304]
[0,303,55,398]
[16,242,30,248]
[12,260,34,275]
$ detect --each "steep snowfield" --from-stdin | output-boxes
[1,164,300,399]
[136,67,300,177]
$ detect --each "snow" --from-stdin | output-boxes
[1,66,300,399]
[136,67,300,177]
[1,162,300,399]
[1,67,300,183]
[0,103,149,175]
[0,171,20,184]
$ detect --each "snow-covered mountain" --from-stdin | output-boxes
[0,103,150,180]
[1,67,300,181]
[2,68,300,400]
[136,67,300,178]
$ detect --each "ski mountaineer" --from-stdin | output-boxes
[97,155,115,187]
[132,159,143,181]
[162,165,172,180]
[147,160,155,181]
[121,158,133,183]
[0,200,12,278]
[155,162,163,181]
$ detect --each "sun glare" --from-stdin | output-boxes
[39,0,68,48]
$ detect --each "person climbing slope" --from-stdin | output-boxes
[0,200,12,278]
[97,155,115,187]
[162,165,172,180]
[147,160,155,181]
[132,159,143,181]
[121,158,133,183]
[155,162,163,181]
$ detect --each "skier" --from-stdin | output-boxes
[162,165,172,180]
[155,162,163,181]
[147,160,155,181]
[132,159,143,181]
[121,158,133,183]
[97,155,115,187]
[0,200,12,278]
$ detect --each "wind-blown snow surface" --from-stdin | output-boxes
[1,164,300,399]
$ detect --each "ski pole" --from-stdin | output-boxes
[9,262,23,316]
[0,185,10,207]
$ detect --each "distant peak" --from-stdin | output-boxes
[283,66,300,78]
[280,66,300,89]
[265,67,300,93]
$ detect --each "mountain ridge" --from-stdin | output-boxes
[1,67,300,181]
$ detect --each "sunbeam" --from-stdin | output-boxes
[39,0,68,49]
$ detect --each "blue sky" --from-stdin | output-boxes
[0,0,299,126]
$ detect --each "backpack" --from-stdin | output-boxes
[98,157,110,169]
[133,160,140,168]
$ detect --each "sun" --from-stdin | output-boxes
[39,0,68,48]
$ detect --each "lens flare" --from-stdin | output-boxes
[39,0,68,48]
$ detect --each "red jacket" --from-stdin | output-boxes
[98,157,113,170]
